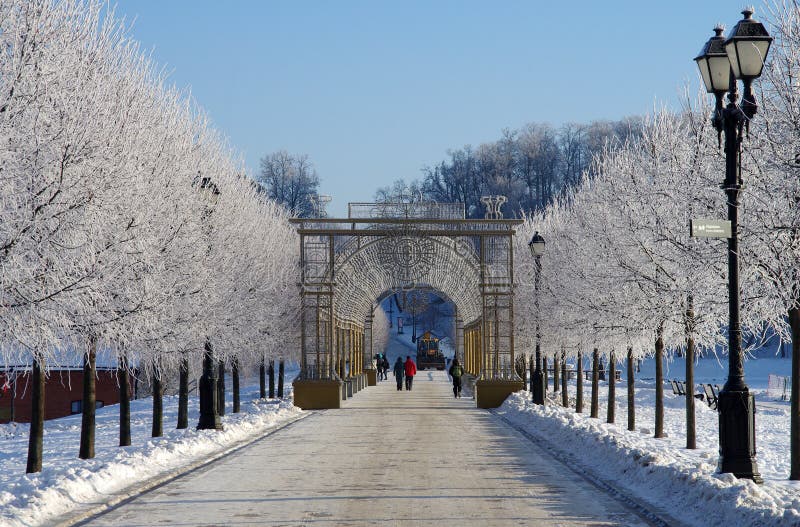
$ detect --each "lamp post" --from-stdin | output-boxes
[195,176,223,431]
[528,231,546,405]
[694,8,772,482]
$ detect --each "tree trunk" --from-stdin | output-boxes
[686,297,697,449]
[268,360,275,398]
[655,325,665,438]
[607,351,616,424]
[152,366,163,438]
[217,360,225,416]
[553,352,560,392]
[542,356,548,400]
[79,337,97,460]
[26,358,45,473]
[528,358,534,392]
[591,348,599,419]
[561,350,568,407]
[259,356,267,399]
[232,357,240,413]
[177,356,189,429]
[119,356,131,447]
[627,347,635,432]
[789,307,800,479]
[278,360,285,398]
[576,353,583,413]
[10,376,15,423]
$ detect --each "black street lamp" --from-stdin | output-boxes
[195,176,223,431]
[528,231,546,405]
[694,8,772,482]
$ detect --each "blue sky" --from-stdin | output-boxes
[113,0,744,216]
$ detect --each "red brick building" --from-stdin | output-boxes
[0,368,129,423]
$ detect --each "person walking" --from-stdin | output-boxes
[448,358,464,398]
[393,357,405,391]
[404,355,417,391]
[374,353,383,381]
[382,356,390,380]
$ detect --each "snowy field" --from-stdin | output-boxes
[0,374,303,527]
[497,366,800,527]
[636,350,792,393]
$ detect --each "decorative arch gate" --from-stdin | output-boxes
[290,199,523,409]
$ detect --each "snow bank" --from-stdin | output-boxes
[0,382,303,527]
[496,381,800,527]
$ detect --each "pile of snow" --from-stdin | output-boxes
[0,379,303,527]
[497,378,800,527]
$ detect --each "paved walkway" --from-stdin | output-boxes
[82,371,653,526]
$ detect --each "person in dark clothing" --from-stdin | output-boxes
[374,353,384,381]
[393,357,405,391]
[448,358,464,398]
[382,356,390,380]
[404,356,417,391]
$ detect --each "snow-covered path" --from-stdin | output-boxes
[81,372,656,527]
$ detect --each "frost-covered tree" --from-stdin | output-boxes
[0,0,300,472]
[372,305,391,357]
[515,107,729,440]
[745,1,800,479]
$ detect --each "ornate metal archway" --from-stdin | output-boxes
[291,199,523,409]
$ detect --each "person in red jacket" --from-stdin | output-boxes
[404,356,417,391]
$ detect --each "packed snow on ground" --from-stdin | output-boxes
[497,354,800,527]
[0,371,302,527]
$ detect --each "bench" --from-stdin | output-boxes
[544,368,621,381]
[547,367,583,380]
[669,379,706,401]
[701,384,722,410]
[580,369,621,381]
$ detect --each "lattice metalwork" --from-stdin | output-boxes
[348,201,465,220]
[292,202,522,382]
[300,292,334,379]
[479,233,517,380]
[334,235,481,325]
[376,236,437,282]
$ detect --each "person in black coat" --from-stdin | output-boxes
[374,353,384,381]
[392,357,405,391]
[448,358,464,398]
[382,356,390,380]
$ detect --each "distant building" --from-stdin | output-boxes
[0,367,130,423]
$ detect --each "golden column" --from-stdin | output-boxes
[356,329,362,375]
[466,330,472,375]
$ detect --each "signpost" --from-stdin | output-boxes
[690,219,731,238]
